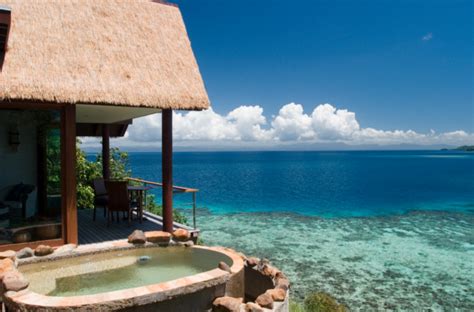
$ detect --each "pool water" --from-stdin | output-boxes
[20,247,231,297]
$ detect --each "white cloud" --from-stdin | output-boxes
[227,105,271,141]
[422,32,433,41]
[311,104,360,140]
[79,103,474,149]
[271,103,314,141]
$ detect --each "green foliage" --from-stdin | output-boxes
[303,292,347,312]
[75,141,188,225]
[96,147,131,179]
[143,194,188,225]
[76,141,131,209]
[46,129,61,194]
[289,301,305,312]
[76,142,101,209]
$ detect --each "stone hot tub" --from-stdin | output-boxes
[1,230,289,311]
[2,233,244,311]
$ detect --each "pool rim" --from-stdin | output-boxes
[5,241,244,310]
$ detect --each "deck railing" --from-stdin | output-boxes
[126,177,198,229]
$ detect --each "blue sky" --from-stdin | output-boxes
[85,0,473,150]
[174,0,472,133]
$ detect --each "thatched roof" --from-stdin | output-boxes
[0,0,210,110]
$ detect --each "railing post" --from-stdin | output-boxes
[192,192,196,229]
[143,181,147,212]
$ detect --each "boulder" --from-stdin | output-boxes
[275,277,290,291]
[218,261,231,273]
[0,250,16,262]
[2,271,29,292]
[255,292,273,309]
[128,230,146,245]
[183,240,194,247]
[34,245,54,257]
[246,257,259,268]
[266,288,286,301]
[275,271,287,280]
[172,229,190,242]
[261,264,277,277]
[258,258,270,268]
[145,231,171,244]
[245,302,264,312]
[16,247,34,259]
[0,258,15,280]
[212,296,243,312]
[54,244,77,255]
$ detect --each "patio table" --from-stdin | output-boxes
[127,185,152,223]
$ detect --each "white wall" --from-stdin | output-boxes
[0,110,38,217]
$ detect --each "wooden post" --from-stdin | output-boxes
[61,104,77,244]
[102,124,110,180]
[162,109,173,233]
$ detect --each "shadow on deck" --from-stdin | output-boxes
[77,209,199,245]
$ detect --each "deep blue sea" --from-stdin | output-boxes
[88,150,474,309]
[126,150,474,217]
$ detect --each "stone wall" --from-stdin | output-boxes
[212,256,290,312]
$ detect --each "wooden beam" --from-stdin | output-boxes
[61,105,78,244]
[162,109,173,232]
[102,124,111,180]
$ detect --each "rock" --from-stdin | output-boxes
[54,244,76,255]
[255,292,273,309]
[218,261,231,273]
[145,231,171,244]
[246,257,259,267]
[2,271,28,292]
[275,277,290,291]
[212,296,243,312]
[172,229,190,242]
[245,302,264,312]
[0,258,15,280]
[0,251,16,262]
[183,240,194,247]
[275,271,287,280]
[266,288,286,301]
[16,247,34,259]
[261,264,277,277]
[34,245,54,257]
[128,230,146,245]
[258,258,270,267]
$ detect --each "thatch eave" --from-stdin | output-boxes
[0,0,210,111]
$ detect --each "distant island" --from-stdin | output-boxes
[442,145,474,151]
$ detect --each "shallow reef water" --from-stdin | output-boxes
[191,209,474,311]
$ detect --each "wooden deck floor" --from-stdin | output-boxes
[78,209,198,245]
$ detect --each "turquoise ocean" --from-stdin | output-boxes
[112,151,473,310]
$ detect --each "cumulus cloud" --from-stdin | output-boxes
[271,103,314,141]
[311,104,360,140]
[79,103,473,149]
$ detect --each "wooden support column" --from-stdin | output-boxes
[102,124,110,180]
[61,104,77,244]
[162,109,173,233]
